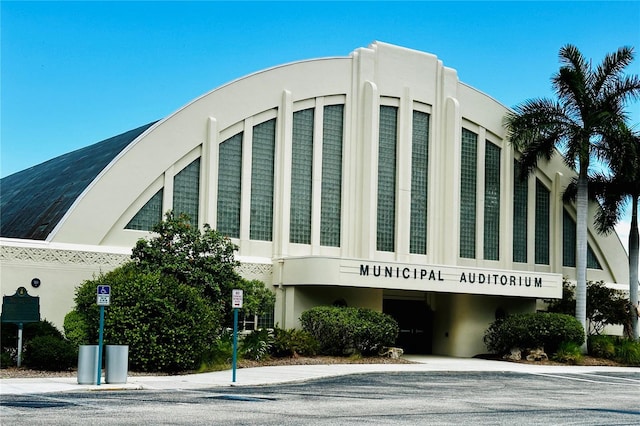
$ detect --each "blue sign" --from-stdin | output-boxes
[97,285,111,295]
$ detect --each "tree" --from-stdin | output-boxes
[593,126,639,340]
[73,264,219,372]
[131,211,242,325]
[563,125,639,340]
[546,279,631,336]
[131,211,275,328]
[504,45,640,351]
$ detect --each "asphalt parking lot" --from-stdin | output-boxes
[2,370,639,425]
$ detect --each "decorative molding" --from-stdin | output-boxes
[0,245,129,267]
[237,262,273,284]
[2,245,274,284]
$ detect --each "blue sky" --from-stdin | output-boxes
[1,1,639,252]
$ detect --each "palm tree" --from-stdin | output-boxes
[587,126,639,340]
[504,45,640,351]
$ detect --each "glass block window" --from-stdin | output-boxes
[484,142,501,260]
[217,133,243,238]
[512,161,528,262]
[257,309,275,329]
[126,188,163,231]
[410,111,430,254]
[535,179,550,265]
[563,209,603,269]
[290,108,314,244]
[563,209,575,267]
[250,119,276,241]
[588,246,602,269]
[460,128,477,258]
[320,104,344,247]
[377,106,397,252]
[173,158,200,225]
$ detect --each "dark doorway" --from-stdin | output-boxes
[383,299,433,354]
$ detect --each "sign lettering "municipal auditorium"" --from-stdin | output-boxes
[358,264,543,288]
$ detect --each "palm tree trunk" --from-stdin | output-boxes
[630,195,639,341]
[575,171,589,352]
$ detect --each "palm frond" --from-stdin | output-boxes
[594,46,636,94]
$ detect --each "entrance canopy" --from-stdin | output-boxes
[280,256,563,299]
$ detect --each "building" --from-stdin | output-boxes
[1,42,629,357]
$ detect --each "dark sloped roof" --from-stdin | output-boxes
[0,122,157,240]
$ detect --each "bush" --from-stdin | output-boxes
[484,312,585,355]
[300,306,399,356]
[552,341,583,364]
[63,309,90,348]
[199,330,234,372]
[271,328,318,357]
[1,350,14,369]
[23,336,77,371]
[588,335,616,359]
[74,263,220,372]
[240,329,273,361]
[614,339,640,365]
[2,320,67,367]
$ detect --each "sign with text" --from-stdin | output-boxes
[97,285,111,306]
[232,289,243,308]
[280,257,563,299]
[1,287,40,324]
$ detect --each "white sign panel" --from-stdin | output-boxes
[232,289,243,308]
[97,285,111,306]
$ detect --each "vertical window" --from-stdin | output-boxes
[535,179,550,265]
[126,189,163,231]
[320,104,344,247]
[512,161,528,262]
[484,142,501,260]
[173,158,200,224]
[562,209,576,267]
[217,133,243,237]
[290,108,314,244]
[377,106,397,252]
[250,119,276,241]
[460,128,477,258]
[410,111,430,254]
[563,209,603,269]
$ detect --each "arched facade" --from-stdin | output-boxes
[1,42,629,357]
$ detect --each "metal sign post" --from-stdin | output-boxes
[96,285,111,386]
[231,289,243,383]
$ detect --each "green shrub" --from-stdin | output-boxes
[552,341,583,364]
[63,309,90,348]
[240,329,273,361]
[484,312,585,355]
[271,327,318,357]
[614,339,640,365]
[300,306,399,356]
[1,350,14,369]
[199,330,234,372]
[2,320,67,368]
[74,263,220,372]
[23,336,77,371]
[588,335,616,359]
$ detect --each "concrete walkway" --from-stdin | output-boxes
[1,356,638,396]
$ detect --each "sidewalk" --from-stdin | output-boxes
[1,356,638,396]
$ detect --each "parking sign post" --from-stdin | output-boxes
[96,285,110,386]
[231,289,243,383]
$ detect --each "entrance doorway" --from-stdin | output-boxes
[383,299,433,354]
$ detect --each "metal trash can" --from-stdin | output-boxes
[77,345,99,384]
[105,345,129,384]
